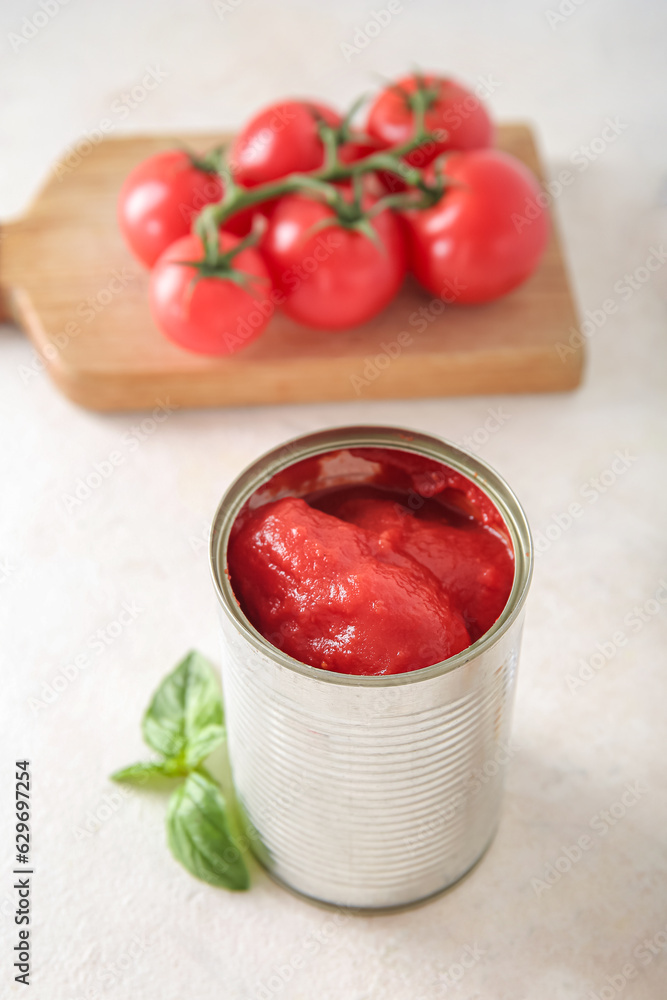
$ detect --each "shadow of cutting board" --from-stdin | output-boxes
[0,124,582,411]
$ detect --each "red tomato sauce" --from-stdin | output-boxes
[227,448,514,676]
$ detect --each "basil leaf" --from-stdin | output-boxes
[166,772,249,890]
[142,651,225,767]
[110,760,187,784]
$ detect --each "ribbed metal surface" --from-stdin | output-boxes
[210,426,532,909]
[219,612,523,908]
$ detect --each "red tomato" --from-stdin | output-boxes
[118,150,236,268]
[230,100,342,187]
[402,149,550,305]
[366,74,494,169]
[149,232,273,356]
[261,191,407,329]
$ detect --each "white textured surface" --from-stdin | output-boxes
[1,1,666,997]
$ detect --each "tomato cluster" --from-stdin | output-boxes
[118,73,551,356]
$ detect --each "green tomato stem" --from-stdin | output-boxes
[193,92,447,256]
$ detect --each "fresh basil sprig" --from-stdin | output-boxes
[111,759,185,782]
[141,649,226,769]
[111,651,249,891]
[167,772,249,890]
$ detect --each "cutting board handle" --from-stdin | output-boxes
[0,220,19,323]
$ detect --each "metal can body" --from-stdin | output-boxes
[210,427,532,909]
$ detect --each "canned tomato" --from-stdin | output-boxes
[210,426,532,909]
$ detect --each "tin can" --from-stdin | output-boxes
[210,426,532,909]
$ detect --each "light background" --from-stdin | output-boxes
[1,1,666,998]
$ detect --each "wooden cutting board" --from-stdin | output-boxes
[0,125,582,411]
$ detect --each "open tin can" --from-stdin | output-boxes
[210,426,532,909]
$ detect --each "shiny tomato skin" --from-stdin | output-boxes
[366,74,494,168]
[118,150,230,268]
[403,150,550,305]
[230,100,341,187]
[261,194,407,329]
[149,232,272,356]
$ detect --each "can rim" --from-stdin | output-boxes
[209,425,533,687]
